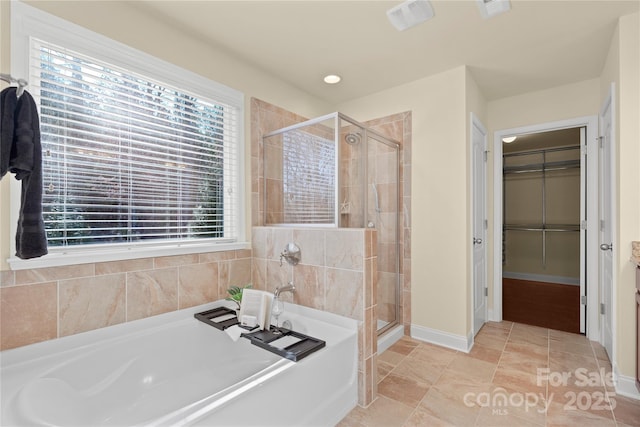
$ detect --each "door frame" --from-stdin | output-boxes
[471,113,488,336]
[492,116,600,340]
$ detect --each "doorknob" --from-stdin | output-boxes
[600,243,613,251]
[473,238,482,245]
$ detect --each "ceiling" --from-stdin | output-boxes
[132,0,639,105]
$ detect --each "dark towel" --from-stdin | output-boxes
[0,87,48,259]
[1,87,18,176]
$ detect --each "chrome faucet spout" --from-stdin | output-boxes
[274,281,296,298]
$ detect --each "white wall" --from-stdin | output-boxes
[339,66,471,338]
[605,11,640,381]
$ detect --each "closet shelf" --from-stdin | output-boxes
[504,224,580,232]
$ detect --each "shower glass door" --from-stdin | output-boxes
[367,132,400,334]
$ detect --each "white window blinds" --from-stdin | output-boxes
[31,39,241,247]
[282,130,335,224]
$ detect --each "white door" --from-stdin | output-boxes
[472,114,488,335]
[599,86,615,359]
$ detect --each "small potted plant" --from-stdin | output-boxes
[226,284,252,310]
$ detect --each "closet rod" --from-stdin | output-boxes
[503,159,580,174]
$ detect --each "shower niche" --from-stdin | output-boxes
[262,112,401,334]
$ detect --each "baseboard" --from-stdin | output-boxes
[410,323,472,353]
[614,366,640,400]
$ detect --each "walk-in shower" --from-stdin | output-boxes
[262,112,401,335]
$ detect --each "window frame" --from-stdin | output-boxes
[8,2,247,270]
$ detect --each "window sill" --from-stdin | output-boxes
[7,241,251,271]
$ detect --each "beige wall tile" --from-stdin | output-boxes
[127,268,179,321]
[199,251,235,263]
[219,258,252,291]
[59,274,126,337]
[325,229,364,270]
[0,282,57,350]
[325,267,363,320]
[266,259,292,295]
[267,227,293,260]
[292,263,325,310]
[0,270,15,287]
[251,227,268,259]
[251,258,267,291]
[96,258,153,275]
[16,264,95,285]
[293,229,325,266]
[154,254,199,268]
[179,262,218,309]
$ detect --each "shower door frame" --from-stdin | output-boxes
[364,129,401,336]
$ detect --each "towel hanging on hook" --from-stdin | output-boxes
[0,73,28,98]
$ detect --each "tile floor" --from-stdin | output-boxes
[338,321,640,426]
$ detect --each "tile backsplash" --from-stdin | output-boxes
[0,249,251,350]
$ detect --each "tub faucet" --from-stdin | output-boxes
[274,281,296,298]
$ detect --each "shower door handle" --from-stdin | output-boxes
[600,243,613,251]
[473,237,482,245]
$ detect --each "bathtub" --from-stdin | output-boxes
[1,301,358,426]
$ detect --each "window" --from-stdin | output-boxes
[10,2,244,267]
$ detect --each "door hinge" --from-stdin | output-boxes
[600,303,606,315]
[580,220,587,230]
[484,219,488,230]
[600,220,605,231]
[580,295,587,305]
[597,136,604,148]
[484,288,488,297]
[483,150,488,162]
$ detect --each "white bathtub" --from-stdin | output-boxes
[1,301,358,426]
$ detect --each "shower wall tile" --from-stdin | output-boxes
[252,224,268,259]
[293,229,325,266]
[325,229,364,270]
[325,268,364,320]
[266,259,291,297]
[0,282,57,349]
[251,258,267,291]
[266,227,294,260]
[127,268,179,321]
[292,263,326,310]
[59,274,126,337]
[179,262,219,309]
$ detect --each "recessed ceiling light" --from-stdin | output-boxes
[323,74,341,84]
[502,136,517,143]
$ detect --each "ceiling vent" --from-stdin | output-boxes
[476,0,511,19]
[386,0,434,32]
